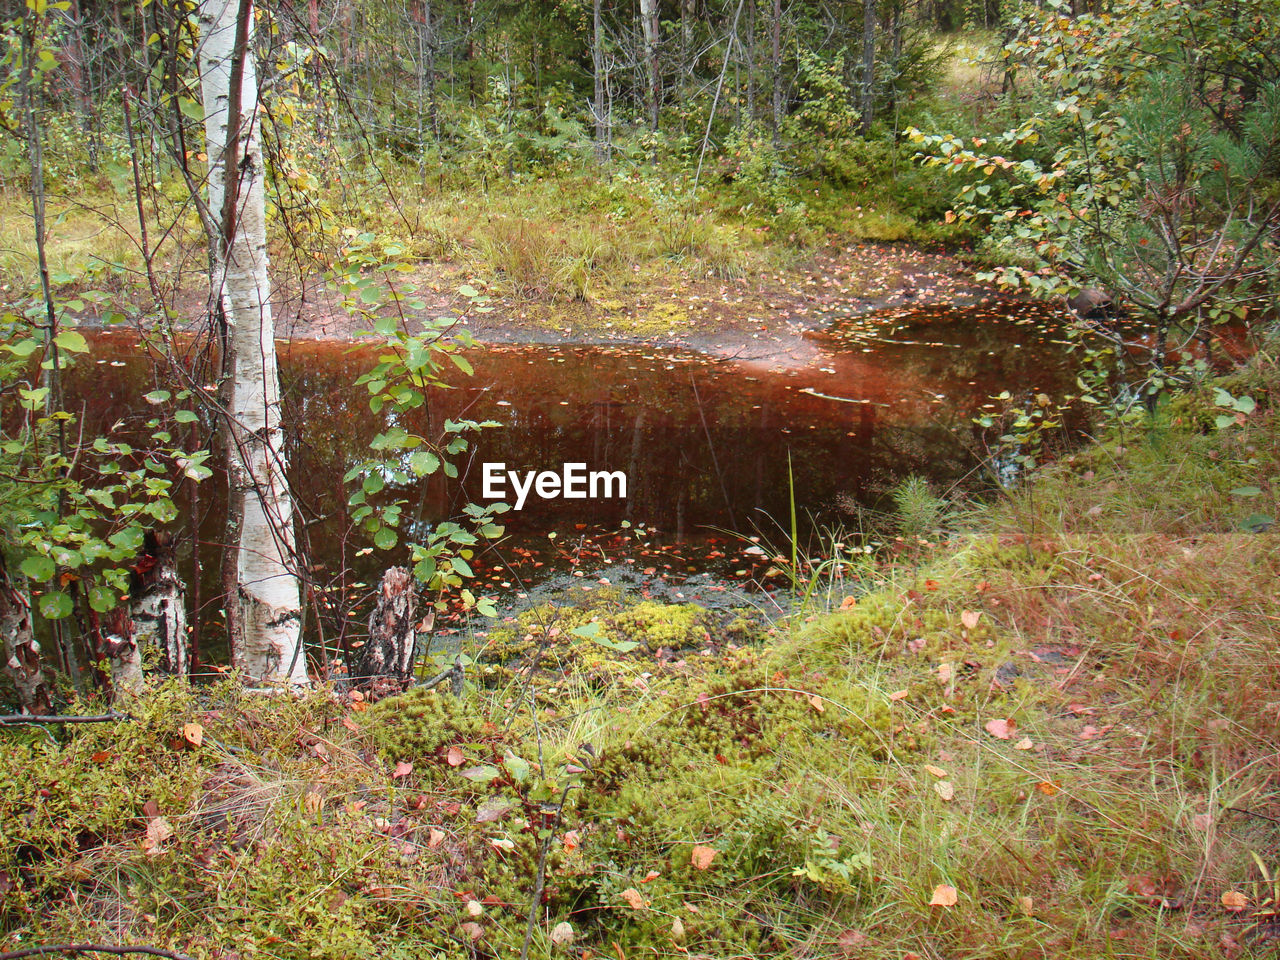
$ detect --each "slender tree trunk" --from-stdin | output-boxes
[593,0,609,162]
[640,0,661,131]
[1,561,51,715]
[861,0,876,135]
[64,0,99,169]
[198,0,308,688]
[770,0,782,145]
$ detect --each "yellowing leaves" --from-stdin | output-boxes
[923,764,948,779]
[933,781,955,801]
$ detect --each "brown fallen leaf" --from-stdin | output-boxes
[1221,890,1249,912]
[446,745,465,767]
[621,887,647,909]
[984,718,1015,739]
[961,609,981,630]
[924,764,948,779]
[427,828,445,849]
[930,884,958,907]
[1036,781,1060,796]
[1014,737,1034,750]
[143,816,173,856]
[934,781,955,801]
[691,845,717,870]
[393,760,413,779]
[182,722,204,748]
[550,921,575,946]
[888,689,910,701]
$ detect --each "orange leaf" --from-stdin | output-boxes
[181,722,204,748]
[839,595,857,610]
[691,845,717,870]
[924,764,948,779]
[888,689,910,702]
[446,745,465,767]
[984,718,1015,739]
[1035,780,1060,796]
[393,761,413,779]
[620,887,647,910]
[1221,890,1249,912]
[808,695,825,713]
[929,884,958,907]
[961,609,981,630]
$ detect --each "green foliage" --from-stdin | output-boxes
[0,302,206,619]
[335,268,507,613]
[890,474,949,537]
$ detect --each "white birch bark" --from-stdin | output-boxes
[198,0,308,687]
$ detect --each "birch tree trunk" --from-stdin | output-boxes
[592,0,609,162]
[860,0,876,135]
[639,0,661,131]
[198,0,309,688]
[1,561,51,715]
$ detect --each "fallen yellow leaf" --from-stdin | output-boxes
[924,764,948,779]
[934,781,955,801]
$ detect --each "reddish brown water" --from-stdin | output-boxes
[64,300,1080,661]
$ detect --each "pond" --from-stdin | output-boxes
[66,296,1081,662]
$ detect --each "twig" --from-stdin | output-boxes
[519,781,576,960]
[0,945,195,960]
[0,712,130,727]
[1227,806,1280,825]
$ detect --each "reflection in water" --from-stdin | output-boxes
[64,300,1080,654]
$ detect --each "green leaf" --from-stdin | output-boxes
[1230,486,1262,498]
[450,556,473,578]
[87,584,119,613]
[503,752,531,784]
[53,330,89,353]
[144,390,171,405]
[38,592,74,620]
[178,97,204,121]
[174,409,199,423]
[4,338,42,358]
[20,555,55,582]
[1239,513,1274,533]
[373,527,397,550]
[458,284,479,298]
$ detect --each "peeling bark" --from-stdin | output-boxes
[354,567,421,695]
[199,0,308,688]
[130,531,189,679]
[1,561,52,715]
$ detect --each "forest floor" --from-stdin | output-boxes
[3,351,1278,960]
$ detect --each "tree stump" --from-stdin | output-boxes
[1,560,51,715]
[355,567,420,696]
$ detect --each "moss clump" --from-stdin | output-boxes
[365,687,493,762]
[477,597,750,689]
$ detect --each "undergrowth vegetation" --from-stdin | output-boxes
[3,352,1277,959]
